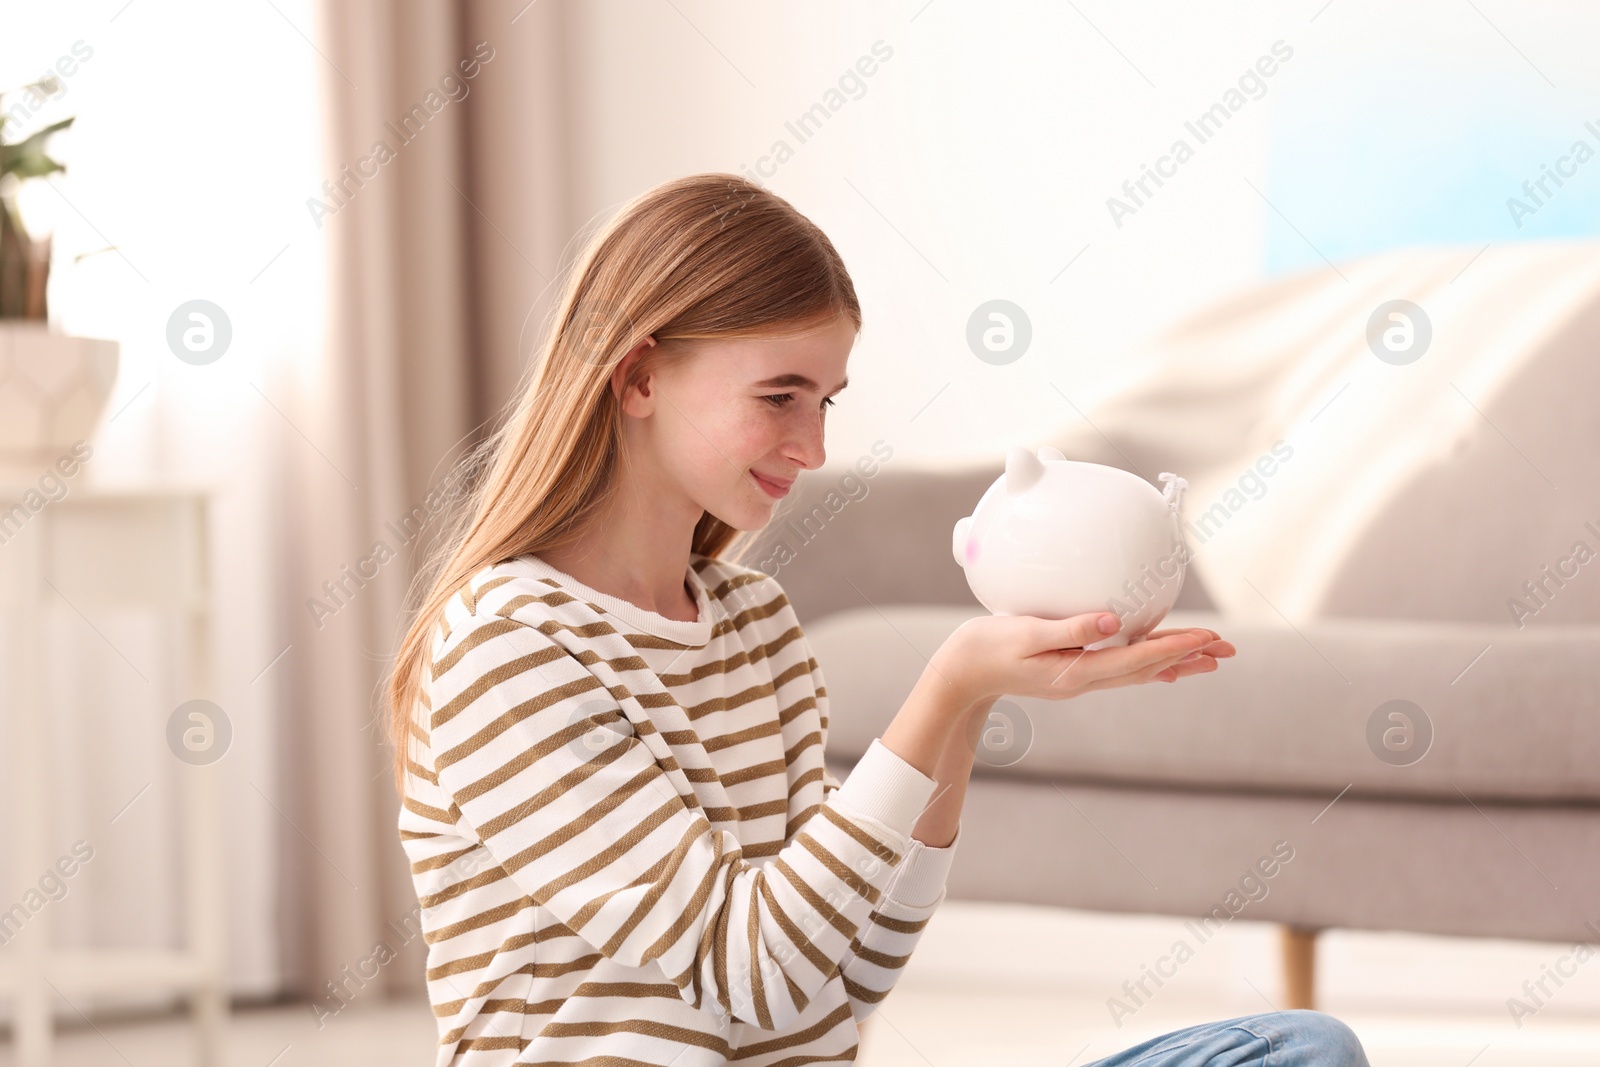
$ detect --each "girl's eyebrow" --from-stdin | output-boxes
[752,373,849,394]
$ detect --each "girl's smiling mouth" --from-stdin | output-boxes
[751,471,793,498]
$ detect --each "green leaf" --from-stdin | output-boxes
[0,116,75,181]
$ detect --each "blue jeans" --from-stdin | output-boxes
[1085,1010,1369,1067]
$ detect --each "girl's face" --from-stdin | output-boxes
[614,314,856,533]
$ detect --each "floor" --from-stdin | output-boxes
[5,901,1598,1066]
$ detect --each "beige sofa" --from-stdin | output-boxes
[743,243,1600,1006]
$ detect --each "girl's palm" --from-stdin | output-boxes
[936,613,1235,702]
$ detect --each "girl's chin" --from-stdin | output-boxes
[700,500,772,535]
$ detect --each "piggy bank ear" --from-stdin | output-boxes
[1005,445,1045,495]
[1037,445,1066,462]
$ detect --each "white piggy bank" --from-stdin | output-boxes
[952,445,1191,650]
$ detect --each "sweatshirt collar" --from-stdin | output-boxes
[516,552,715,647]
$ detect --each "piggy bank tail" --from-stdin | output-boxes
[1158,472,1190,567]
[1158,472,1187,511]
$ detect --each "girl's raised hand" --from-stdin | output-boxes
[930,612,1234,704]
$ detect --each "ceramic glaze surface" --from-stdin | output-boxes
[952,446,1190,650]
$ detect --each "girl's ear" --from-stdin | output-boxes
[612,334,659,409]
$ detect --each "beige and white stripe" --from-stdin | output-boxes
[398,551,959,1066]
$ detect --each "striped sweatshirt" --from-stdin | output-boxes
[398,550,963,1066]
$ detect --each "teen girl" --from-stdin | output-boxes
[386,174,1369,1067]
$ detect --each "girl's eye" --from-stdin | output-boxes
[763,394,836,410]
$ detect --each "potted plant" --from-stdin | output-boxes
[0,73,118,467]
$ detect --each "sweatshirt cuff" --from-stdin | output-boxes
[831,737,939,839]
[887,820,961,908]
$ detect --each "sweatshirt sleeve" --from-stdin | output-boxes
[837,823,962,1018]
[804,635,962,1020]
[426,609,940,1033]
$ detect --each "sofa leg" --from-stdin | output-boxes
[1279,925,1318,1010]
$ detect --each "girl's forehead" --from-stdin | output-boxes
[689,325,854,374]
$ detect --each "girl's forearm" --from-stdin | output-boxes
[879,661,976,779]
[909,696,996,848]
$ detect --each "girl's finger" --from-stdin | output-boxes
[1157,652,1223,683]
[1039,611,1121,652]
[1145,628,1236,659]
[1146,626,1219,643]
[1061,631,1208,687]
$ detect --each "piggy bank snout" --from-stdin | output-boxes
[951,516,974,568]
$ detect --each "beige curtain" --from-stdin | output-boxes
[267,0,573,999]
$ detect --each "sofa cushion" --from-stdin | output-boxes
[819,761,1600,943]
[807,606,1600,804]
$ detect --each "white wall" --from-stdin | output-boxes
[557,0,1600,470]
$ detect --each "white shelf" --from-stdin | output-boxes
[1,485,227,1067]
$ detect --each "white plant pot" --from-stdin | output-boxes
[0,321,119,463]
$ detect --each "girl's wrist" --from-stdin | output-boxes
[908,697,990,849]
[950,695,998,760]
[926,641,997,715]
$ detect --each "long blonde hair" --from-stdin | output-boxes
[385,173,862,796]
